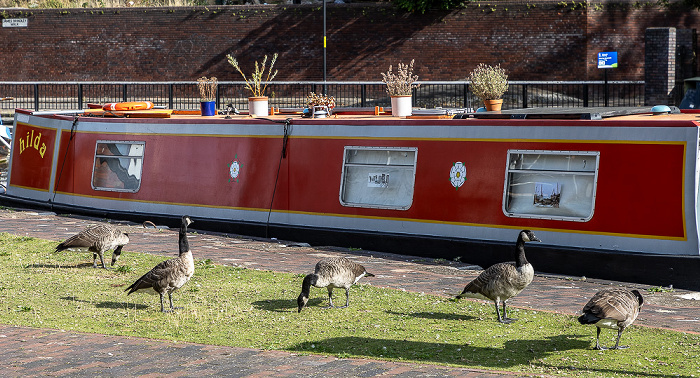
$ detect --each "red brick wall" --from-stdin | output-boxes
[0,3,698,82]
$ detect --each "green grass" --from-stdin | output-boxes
[0,232,698,377]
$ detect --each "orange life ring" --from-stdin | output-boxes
[102,101,154,111]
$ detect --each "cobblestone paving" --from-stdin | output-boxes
[0,209,698,377]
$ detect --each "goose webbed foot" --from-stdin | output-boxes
[594,344,608,350]
[499,317,518,324]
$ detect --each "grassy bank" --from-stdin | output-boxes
[0,232,698,377]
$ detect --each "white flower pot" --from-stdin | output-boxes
[248,96,269,117]
[391,95,412,117]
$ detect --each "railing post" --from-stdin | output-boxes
[465,83,470,109]
[169,83,174,110]
[216,85,221,109]
[522,84,528,109]
[78,83,84,109]
[583,83,589,107]
[122,84,128,102]
[361,84,366,108]
[34,84,39,111]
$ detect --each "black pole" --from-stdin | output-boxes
[604,69,608,107]
[323,0,327,95]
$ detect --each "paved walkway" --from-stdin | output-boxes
[0,209,698,377]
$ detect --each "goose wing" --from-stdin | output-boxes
[56,224,108,251]
[460,262,517,295]
[582,289,639,323]
[125,258,183,294]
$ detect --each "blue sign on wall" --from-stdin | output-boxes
[598,52,618,69]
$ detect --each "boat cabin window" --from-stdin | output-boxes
[91,141,145,192]
[503,150,599,221]
[340,146,417,210]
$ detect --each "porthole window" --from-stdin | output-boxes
[91,141,145,192]
[503,150,599,221]
[339,146,417,210]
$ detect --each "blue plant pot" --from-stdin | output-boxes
[200,101,216,116]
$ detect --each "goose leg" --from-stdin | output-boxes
[336,288,350,309]
[594,327,607,350]
[170,293,183,310]
[501,301,518,323]
[494,300,505,323]
[96,252,110,269]
[92,253,99,268]
[611,329,629,350]
[159,293,171,313]
[322,287,334,309]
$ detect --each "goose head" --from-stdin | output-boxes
[297,293,309,313]
[520,230,541,243]
[182,215,193,227]
[110,233,129,266]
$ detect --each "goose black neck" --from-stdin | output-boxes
[301,274,314,296]
[179,222,190,255]
[514,235,529,267]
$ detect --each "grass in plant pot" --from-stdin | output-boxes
[226,53,278,98]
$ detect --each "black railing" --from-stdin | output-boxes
[0,81,645,113]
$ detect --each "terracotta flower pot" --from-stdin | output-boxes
[484,99,503,111]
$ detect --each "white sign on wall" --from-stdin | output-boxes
[3,18,28,28]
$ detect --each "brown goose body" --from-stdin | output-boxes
[125,216,194,313]
[578,288,644,350]
[456,230,540,323]
[55,223,129,268]
[297,256,374,312]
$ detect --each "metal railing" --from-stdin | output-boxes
[0,80,645,113]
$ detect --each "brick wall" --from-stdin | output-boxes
[0,2,698,82]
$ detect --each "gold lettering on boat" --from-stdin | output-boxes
[19,129,47,158]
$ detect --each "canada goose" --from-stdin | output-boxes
[456,229,540,323]
[297,256,375,313]
[578,288,644,350]
[125,215,195,313]
[55,223,129,269]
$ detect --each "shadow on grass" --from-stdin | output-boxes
[60,296,149,310]
[286,335,665,376]
[385,310,476,321]
[252,297,342,312]
[25,262,96,269]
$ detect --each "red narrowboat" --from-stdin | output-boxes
[3,106,699,289]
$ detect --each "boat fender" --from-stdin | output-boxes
[103,101,155,111]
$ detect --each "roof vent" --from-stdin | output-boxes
[651,105,672,115]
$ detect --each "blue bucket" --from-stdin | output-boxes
[200,101,216,116]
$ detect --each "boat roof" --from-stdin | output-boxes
[19,106,700,122]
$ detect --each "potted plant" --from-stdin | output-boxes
[381,59,420,117]
[468,63,509,111]
[305,92,336,118]
[197,76,218,116]
[226,53,278,117]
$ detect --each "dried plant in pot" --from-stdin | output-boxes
[305,92,336,118]
[381,60,420,117]
[226,53,278,116]
[468,63,509,111]
[197,76,218,116]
